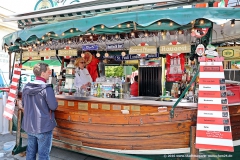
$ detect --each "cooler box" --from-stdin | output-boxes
[226,84,240,104]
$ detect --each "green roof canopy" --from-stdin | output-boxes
[3,7,240,47]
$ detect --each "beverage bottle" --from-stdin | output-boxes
[90,82,94,96]
[111,84,115,98]
[178,82,182,97]
[115,83,120,98]
[97,83,101,97]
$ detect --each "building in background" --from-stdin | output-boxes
[0,6,18,88]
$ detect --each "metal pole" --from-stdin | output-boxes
[190,126,199,160]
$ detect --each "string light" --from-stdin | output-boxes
[231,19,235,27]
[62,33,65,36]
[115,35,119,39]
[96,52,101,57]
[102,36,106,40]
[76,28,79,31]
[48,33,51,36]
[157,21,161,26]
[101,25,105,29]
[70,29,73,33]
[68,40,71,44]
[90,35,93,39]
[127,23,130,28]
[55,34,58,36]
[178,30,182,34]
[105,52,109,57]
[131,32,135,37]
[121,52,126,56]
[42,36,45,40]
[191,21,194,24]
[79,36,83,41]
[200,19,204,25]
[169,21,173,26]
[91,27,95,31]
[145,32,149,37]
[161,31,164,36]
[118,24,122,28]
[191,28,195,32]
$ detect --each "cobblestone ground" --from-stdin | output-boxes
[0,133,104,160]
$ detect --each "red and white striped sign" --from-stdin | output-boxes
[195,57,234,152]
[3,64,22,120]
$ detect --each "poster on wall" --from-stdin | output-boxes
[166,53,185,82]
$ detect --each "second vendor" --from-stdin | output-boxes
[74,57,92,89]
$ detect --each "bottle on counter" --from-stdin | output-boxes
[111,84,115,98]
[90,82,94,96]
[97,83,101,97]
[115,83,120,98]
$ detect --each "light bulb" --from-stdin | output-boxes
[121,52,126,56]
[118,24,122,28]
[200,19,204,25]
[90,35,93,39]
[178,30,182,34]
[158,21,161,25]
[169,22,173,26]
[127,23,130,28]
[62,33,65,36]
[96,52,100,57]
[105,52,109,57]
[70,29,73,33]
[115,35,119,39]
[91,27,95,31]
[101,25,105,29]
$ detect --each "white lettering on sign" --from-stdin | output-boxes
[129,46,157,54]
[58,49,77,56]
[160,44,191,54]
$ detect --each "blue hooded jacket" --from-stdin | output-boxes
[22,80,58,134]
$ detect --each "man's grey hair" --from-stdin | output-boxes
[33,63,49,77]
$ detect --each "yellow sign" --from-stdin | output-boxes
[58,49,77,56]
[160,44,191,54]
[39,50,56,57]
[129,46,157,54]
[23,51,39,57]
[218,47,240,60]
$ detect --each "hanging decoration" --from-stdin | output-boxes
[196,44,205,57]
[191,28,209,38]
[166,41,185,82]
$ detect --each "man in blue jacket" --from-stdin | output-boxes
[22,63,58,160]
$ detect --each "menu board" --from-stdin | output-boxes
[195,57,234,152]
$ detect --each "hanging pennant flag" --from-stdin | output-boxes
[196,56,234,152]
[3,64,22,120]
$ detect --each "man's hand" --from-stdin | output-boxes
[16,99,24,112]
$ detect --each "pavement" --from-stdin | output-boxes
[0,133,105,160]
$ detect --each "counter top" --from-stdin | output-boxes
[55,95,198,108]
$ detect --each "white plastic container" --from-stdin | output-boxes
[3,141,16,152]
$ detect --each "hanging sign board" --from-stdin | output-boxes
[160,44,191,54]
[129,46,157,54]
[39,50,56,57]
[82,44,98,51]
[106,43,124,50]
[23,51,39,57]
[114,53,159,61]
[58,49,77,56]
[217,46,240,60]
[196,57,234,152]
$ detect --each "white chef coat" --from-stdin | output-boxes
[74,68,92,88]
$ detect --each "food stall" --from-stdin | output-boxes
[2,3,240,159]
